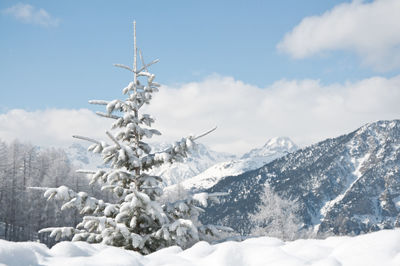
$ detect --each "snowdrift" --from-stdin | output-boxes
[1,229,400,266]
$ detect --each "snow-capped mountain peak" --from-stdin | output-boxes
[201,119,400,236]
[241,137,298,159]
[147,142,235,187]
[66,137,298,190]
[176,137,298,191]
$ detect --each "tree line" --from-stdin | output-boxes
[0,139,108,245]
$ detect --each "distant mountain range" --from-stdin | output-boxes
[66,142,234,187]
[178,137,297,191]
[65,143,104,170]
[201,120,400,236]
[66,137,297,188]
[147,142,235,187]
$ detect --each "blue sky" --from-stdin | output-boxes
[0,0,376,110]
[1,0,400,154]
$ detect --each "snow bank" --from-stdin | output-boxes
[2,229,400,265]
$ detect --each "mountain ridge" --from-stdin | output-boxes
[201,119,400,236]
[67,137,298,189]
[178,137,298,191]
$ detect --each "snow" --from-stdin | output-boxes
[2,229,400,265]
[319,149,371,219]
[148,142,234,187]
[66,138,295,190]
[176,137,297,191]
[193,192,208,207]
[65,143,105,170]
[393,196,400,210]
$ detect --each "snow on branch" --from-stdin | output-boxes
[44,185,76,201]
[106,131,121,148]
[38,227,79,241]
[139,50,148,72]
[113,64,133,72]
[137,59,159,73]
[76,170,96,174]
[192,126,217,141]
[96,112,120,120]
[141,137,195,170]
[27,186,49,191]
[73,135,101,145]
[89,100,109,105]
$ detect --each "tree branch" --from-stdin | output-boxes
[193,126,217,141]
[96,112,120,120]
[89,100,108,105]
[113,64,133,72]
[73,135,101,144]
[105,131,121,148]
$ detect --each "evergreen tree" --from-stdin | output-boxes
[40,22,230,254]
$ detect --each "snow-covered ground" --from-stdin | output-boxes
[2,229,400,266]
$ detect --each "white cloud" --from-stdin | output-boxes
[0,109,108,148]
[146,74,400,154]
[1,75,400,155]
[277,0,400,71]
[3,3,59,27]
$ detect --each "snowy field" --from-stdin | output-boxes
[1,229,400,266]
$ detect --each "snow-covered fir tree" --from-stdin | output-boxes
[40,22,230,254]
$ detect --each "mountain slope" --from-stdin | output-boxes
[65,143,104,170]
[202,120,400,236]
[148,143,235,186]
[179,137,298,190]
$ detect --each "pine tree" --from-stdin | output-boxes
[40,22,230,254]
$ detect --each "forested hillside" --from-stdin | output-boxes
[0,140,108,245]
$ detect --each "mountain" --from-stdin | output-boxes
[201,120,400,236]
[178,137,298,190]
[65,142,234,187]
[147,142,235,187]
[65,138,296,188]
[65,143,104,170]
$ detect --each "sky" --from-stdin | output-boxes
[1,0,400,155]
